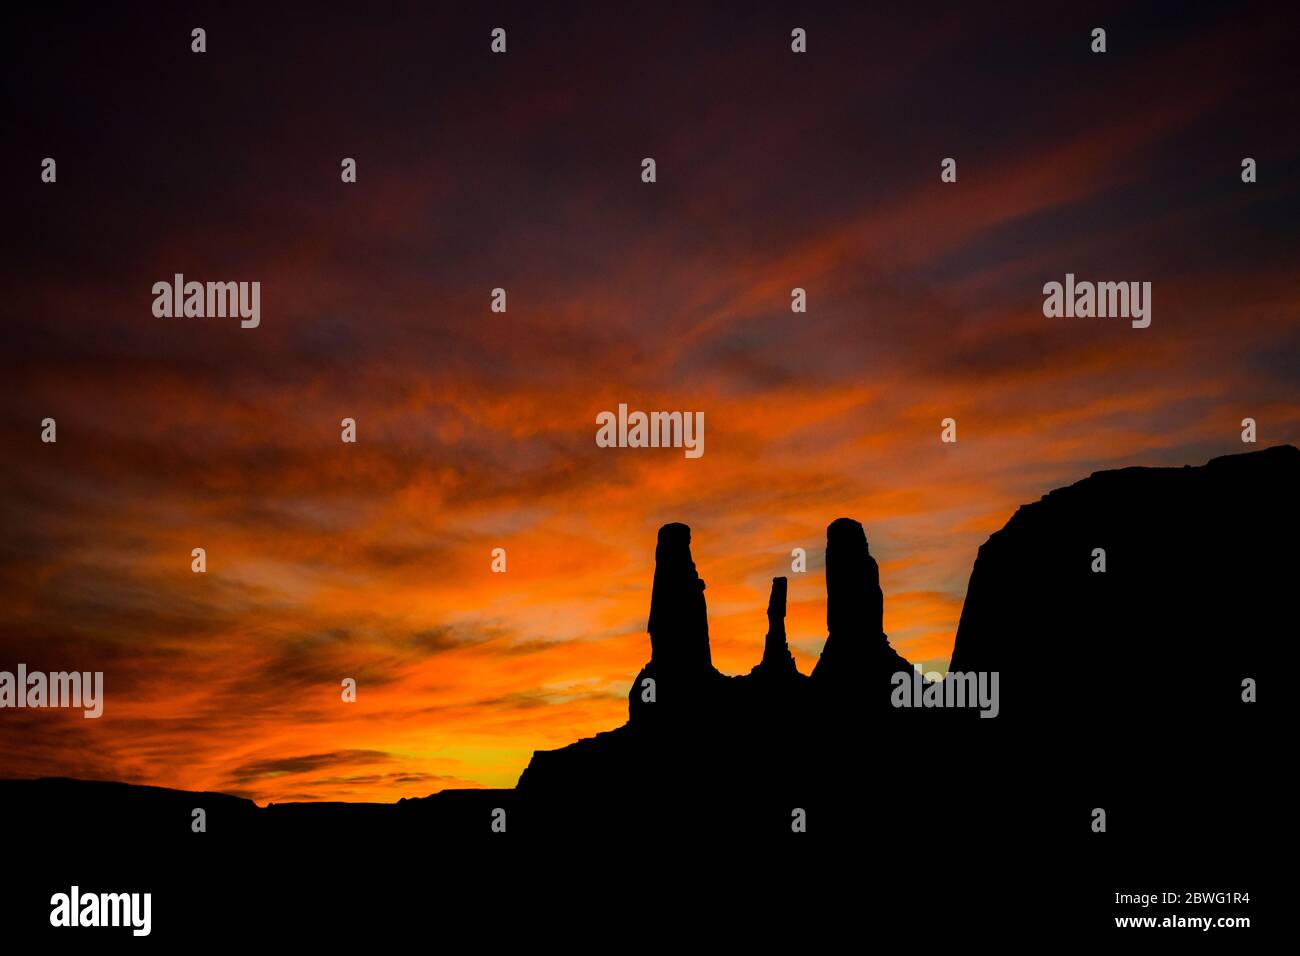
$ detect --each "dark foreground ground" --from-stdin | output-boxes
[0,763,1274,945]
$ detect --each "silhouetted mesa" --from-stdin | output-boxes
[948,444,1297,730]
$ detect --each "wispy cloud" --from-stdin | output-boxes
[1,2,1295,803]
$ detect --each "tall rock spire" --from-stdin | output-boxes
[629,523,717,724]
[825,517,882,637]
[752,576,799,677]
[646,522,712,673]
[811,518,914,695]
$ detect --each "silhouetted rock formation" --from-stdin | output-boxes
[948,444,1297,730]
[519,510,934,821]
[517,445,1294,841]
[2,447,1289,871]
[810,518,917,710]
[628,523,724,725]
[646,522,712,673]
[749,577,799,680]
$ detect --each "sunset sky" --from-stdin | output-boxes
[2,2,1297,803]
